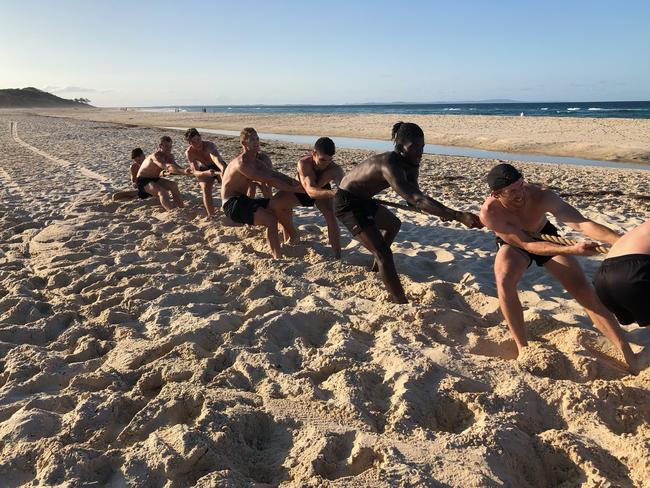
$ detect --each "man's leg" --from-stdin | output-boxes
[494,245,531,353]
[198,177,216,216]
[145,182,175,211]
[269,191,300,243]
[370,205,401,272]
[159,179,184,208]
[544,255,638,371]
[316,198,341,258]
[355,224,406,303]
[112,189,138,201]
[253,207,282,258]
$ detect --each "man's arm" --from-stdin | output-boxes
[299,161,338,199]
[185,149,215,178]
[481,205,599,256]
[239,160,302,192]
[207,142,227,172]
[129,163,139,183]
[154,152,191,176]
[382,163,482,228]
[544,190,621,245]
[258,154,274,197]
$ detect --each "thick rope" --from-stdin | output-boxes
[373,197,609,254]
[525,231,609,254]
[373,198,424,213]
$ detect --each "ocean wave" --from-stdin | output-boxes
[443,108,461,111]
[588,107,644,112]
[540,107,548,110]
[567,107,581,111]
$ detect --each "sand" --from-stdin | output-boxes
[0,112,648,487]
[28,107,650,165]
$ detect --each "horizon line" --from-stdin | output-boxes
[119,99,650,108]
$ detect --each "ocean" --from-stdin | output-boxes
[138,101,650,119]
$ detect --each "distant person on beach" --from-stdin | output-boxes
[271,137,344,258]
[112,148,145,201]
[184,128,228,217]
[220,127,305,258]
[135,135,192,211]
[479,163,640,372]
[334,122,482,303]
[593,219,650,328]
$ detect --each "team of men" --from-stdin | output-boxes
[113,124,647,373]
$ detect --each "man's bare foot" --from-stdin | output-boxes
[281,230,300,244]
[516,343,568,379]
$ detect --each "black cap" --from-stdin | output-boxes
[487,163,522,191]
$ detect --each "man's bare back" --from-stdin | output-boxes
[607,220,650,257]
[339,152,408,198]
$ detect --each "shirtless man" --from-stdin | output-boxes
[334,122,482,303]
[271,137,344,258]
[479,163,639,372]
[593,219,650,328]
[135,135,191,210]
[112,148,146,201]
[184,128,228,217]
[220,127,304,258]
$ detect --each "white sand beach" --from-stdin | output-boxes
[37,108,650,165]
[0,112,649,487]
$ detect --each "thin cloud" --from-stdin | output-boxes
[43,85,111,94]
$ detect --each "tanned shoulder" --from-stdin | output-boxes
[479,199,504,230]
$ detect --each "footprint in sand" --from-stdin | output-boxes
[312,431,383,480]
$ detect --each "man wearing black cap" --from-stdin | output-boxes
[479,163,639,372]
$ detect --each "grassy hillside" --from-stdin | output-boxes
[0,87,93,108]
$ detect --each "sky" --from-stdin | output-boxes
[1,0,649,107]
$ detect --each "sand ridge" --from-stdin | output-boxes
[0,114,648,487]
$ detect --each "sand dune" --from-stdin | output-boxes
[0,113,648,487]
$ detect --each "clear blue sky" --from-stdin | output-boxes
[1,0,648,106]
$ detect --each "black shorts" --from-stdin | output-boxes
[334,189,382,236]
[593,254,650,326]
[135,177,160,199]
[295,183,332,207]
[222,195,269,225]
[197,163,220,180]
[496,221,559,267]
